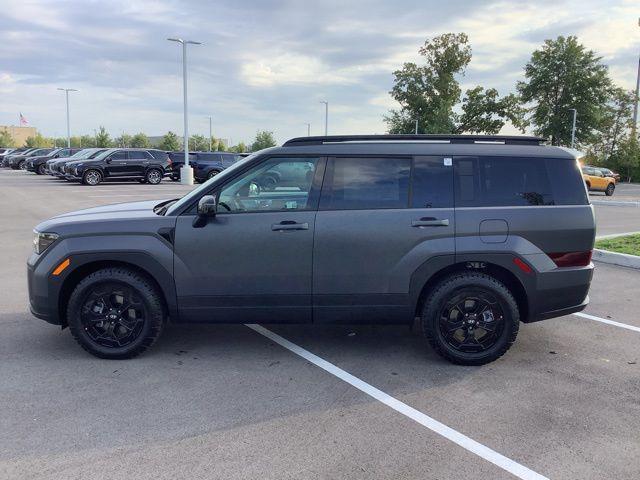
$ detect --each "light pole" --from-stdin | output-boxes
[632,17,640,135]
[415,118,419,134]
[57,88,77,148]
[207,116,213,151]
[569,108,577,149]
[320,101,328,136]
[304,123,311,136]
[168,37,202,185]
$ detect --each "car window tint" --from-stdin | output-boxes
[129,151,149,160]
[218,157,320,213]
[320,157,410,210]
[455,156,554,206]
[411,156,453,208]
[109,151,127,160]
[546,158,588,205]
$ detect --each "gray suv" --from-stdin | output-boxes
[27,135,595,365]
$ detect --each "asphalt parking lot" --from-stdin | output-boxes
[1,170,640,480]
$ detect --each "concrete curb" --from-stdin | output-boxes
[591,200,640,207]
[593,249,640,269]
[596,231,640,240]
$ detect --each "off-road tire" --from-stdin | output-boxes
[421,272,519,365]
[67,267,165,359]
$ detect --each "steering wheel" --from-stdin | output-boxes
[217,201,232,212]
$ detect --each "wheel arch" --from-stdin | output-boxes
[411,259,529,323]
[57,255,176,326]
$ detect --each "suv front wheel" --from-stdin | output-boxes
[82,169,102,186]
[67,267,166,359]
[421,272,519,365]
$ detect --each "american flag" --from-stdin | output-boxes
[19,113,29,126]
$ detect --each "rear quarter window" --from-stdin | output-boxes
[454,156,587,207]
[546,158,589,205]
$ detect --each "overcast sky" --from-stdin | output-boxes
[0,0,637,144]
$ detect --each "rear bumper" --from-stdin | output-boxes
[524,263,593,323]
[531,296,589,322]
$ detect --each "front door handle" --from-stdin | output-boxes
[271,221,309,231]
[412,217,450,227]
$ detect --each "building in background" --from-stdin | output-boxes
[0,125,37,146]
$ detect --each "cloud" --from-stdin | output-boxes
[0,0,637,143]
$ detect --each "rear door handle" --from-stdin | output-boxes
[412,217,450,227]
[271,221,309,231]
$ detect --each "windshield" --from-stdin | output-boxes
[70,148,104,159]
[92,148,118,161]
[164,152,259,215]
[27,149,51,156]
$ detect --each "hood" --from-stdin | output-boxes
[35,199,176,236]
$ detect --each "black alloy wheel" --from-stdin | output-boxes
[79,282,147,349]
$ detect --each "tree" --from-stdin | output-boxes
[130,132,150,148]
[457,87,527,134]
[159,131,181,151]
[0,130,15,147]
[95,126,112,148]
[518,36,612,146]
[588,88,635,163]
[250,131,276,151]
[384,33,523,134]
[25,133,51,148]
[189,134,209,151]
[115,133,133,147]
[215,138,227,151]
[230,142,248,153]
[610,136,640,183]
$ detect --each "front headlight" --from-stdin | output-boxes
[33,231,59,254]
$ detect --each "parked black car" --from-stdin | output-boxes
[168,151,241,182]
[26,148,82,174]
[64,148,171,185]
[47,148,109,177]
[2,148,35,167]
[9,148,55,170]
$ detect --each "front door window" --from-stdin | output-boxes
[218,157,320,213]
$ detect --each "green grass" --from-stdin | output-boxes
[595,234,640,256]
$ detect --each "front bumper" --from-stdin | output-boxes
[27,261,61,325]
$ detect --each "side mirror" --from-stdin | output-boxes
[105,157,112,163]
[194,195,217,228]
[198,195,217,216]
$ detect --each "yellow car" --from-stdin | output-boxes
[582,166,615,196]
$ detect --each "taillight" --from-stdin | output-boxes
[548,250,592,268]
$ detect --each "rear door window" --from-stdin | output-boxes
[320,157,410,210]
[129,151,151,160]
[411,156,454,208]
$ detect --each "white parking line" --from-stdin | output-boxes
[246,323,548,480]
[573,312,640,333]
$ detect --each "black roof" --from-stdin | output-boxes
[283,134,546,147]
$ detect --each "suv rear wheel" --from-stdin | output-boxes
[67,267,165,359]
[207,169,221,180]
[605,183,615,196]
[421,272,519,365]
[145,168,163,185]
[82,169,102,186]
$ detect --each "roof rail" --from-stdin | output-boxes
[282,134,546,147]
